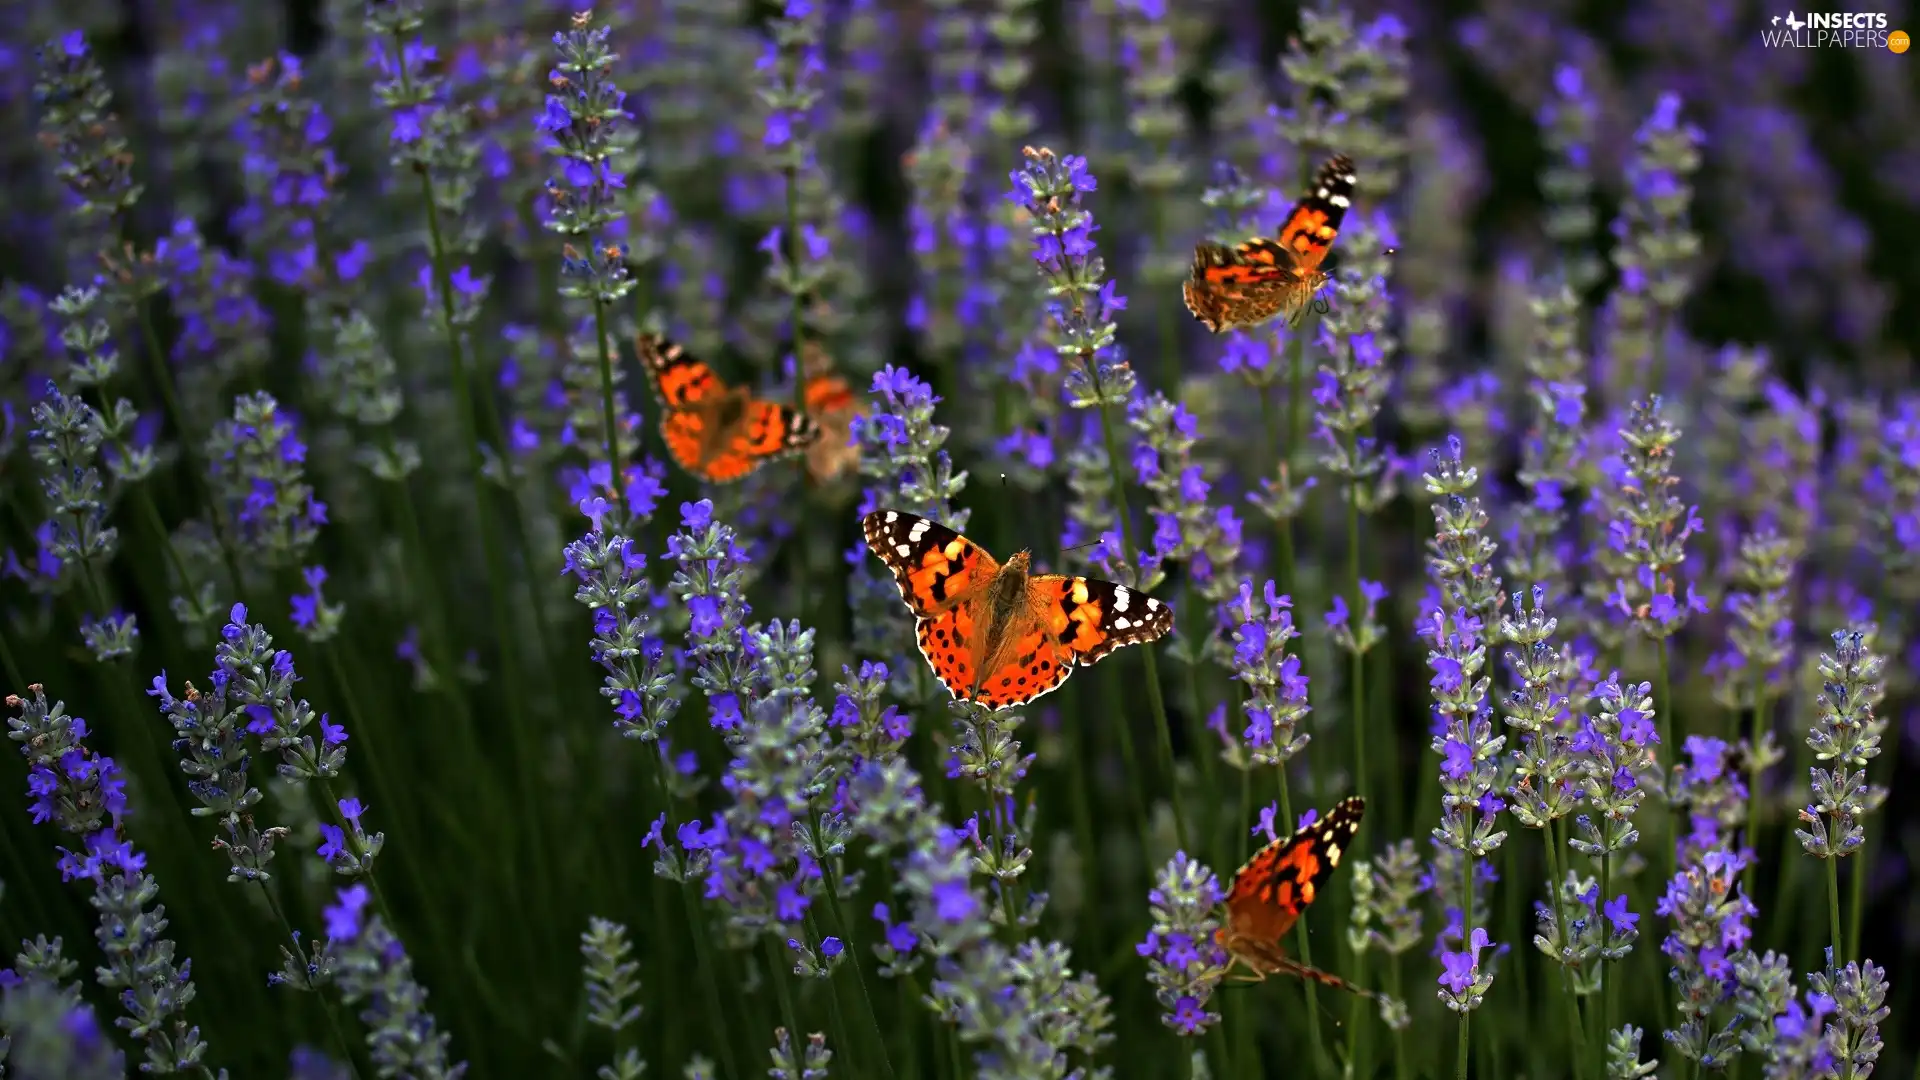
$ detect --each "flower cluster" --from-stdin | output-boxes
[1219,579,1311,769]
[1138,851,1227,1036]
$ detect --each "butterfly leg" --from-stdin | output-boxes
[1265,955,1386,1003]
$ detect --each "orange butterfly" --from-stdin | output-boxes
[1214,797,1381,1001]
[861,510,1173,710]
[1183,153,1357,333]
[637,334,821,483]
[798,342,867,485]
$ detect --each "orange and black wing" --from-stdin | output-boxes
[1223,797,1365,946]
[1272,154,1357,275]
[637,334,819,483]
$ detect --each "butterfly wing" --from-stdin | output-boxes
[701,398,819,483]
[1224,797,1366,949]
[804,373,857,416]
[1273,154,1357,275]
[952,574,1174,710]
[1183,242,1317,334]
[863,510,1005,700]
[638,334,819,482]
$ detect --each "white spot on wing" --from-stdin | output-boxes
[884,510,898,523]
[1330,194,1351,208]
[1113,587,1131,612]
[906,519,930,543]
[895,543,912,557]
[1113,617,1132,630]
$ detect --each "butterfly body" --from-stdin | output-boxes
[638,334,821,483]
[1215,797,1374,998]
[1184,154,1357,333]
[862,510,1173,710]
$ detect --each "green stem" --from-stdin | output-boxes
[1656,638,1676,884]
[1540,823,1591,1080]
[766,934,806,1059]
[1179,623,1218,863]
[1456,1009,1471,1080]
[1343,948,1368,1078]
[1457,805,1477,1080]
[1849,838,1869,968]
[1275,769,1328,1077]
[252,879,366,1080]
[783,162,812,633]
[1237,765,1252,865]
[1388,954,1409,1080]
[1827,851,1844,965]
[684,889,742,1080]
[1341,421,1369,858]
[1743,692,1770,902]
[1599,852,1617,1080]
[1093,390,1186,851]
[822,883,896,1080]
[590,295,622,483]
[405,104,555,967]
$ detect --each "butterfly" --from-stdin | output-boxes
[797,341,867,485]
[637,334,822,483]
[861,510,1174,710]
[1182,153,1358,334]
[1213,797,1383,1001]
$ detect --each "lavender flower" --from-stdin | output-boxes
[1438,927,1492,1012]
[321,884,466,1078]
[1537,64,1603,288]
[206,393,327,572]
[1132,392,1241,608]
[160,218,270,415]
[1504,278,1588,596]
[1801,950,1889,1078]
[667,500,756,733]
[1221,580,1310,769]
[1421,588,1506,1019]
[148,665,287,884]
[7,687,221,1075]
[539,13,637,475]
[1501,587,1585,832]
[26,379,115,603]
[1138,851,1227,1036]
[32,30,157,298]
[581,917,645,1080]
[1570,674,1658,868]
[0,979,127,1080]
[767,1028,831,1080]
[564,500,676,745]
[1613,92,1703,390]
[1658,847,1757,1069]
[702,616,841,938]
[828,661,910,765]
[1348,840,1427,957]
[1797,629,1888,959]
[1607,1025,1660,1079]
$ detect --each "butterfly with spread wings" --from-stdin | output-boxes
[862,510,1174,710]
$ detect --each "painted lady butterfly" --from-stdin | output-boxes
[1182,154,1357,334]
[637,334,822,483]
[861,510,1174,710]
[1215,797,1380,1000]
